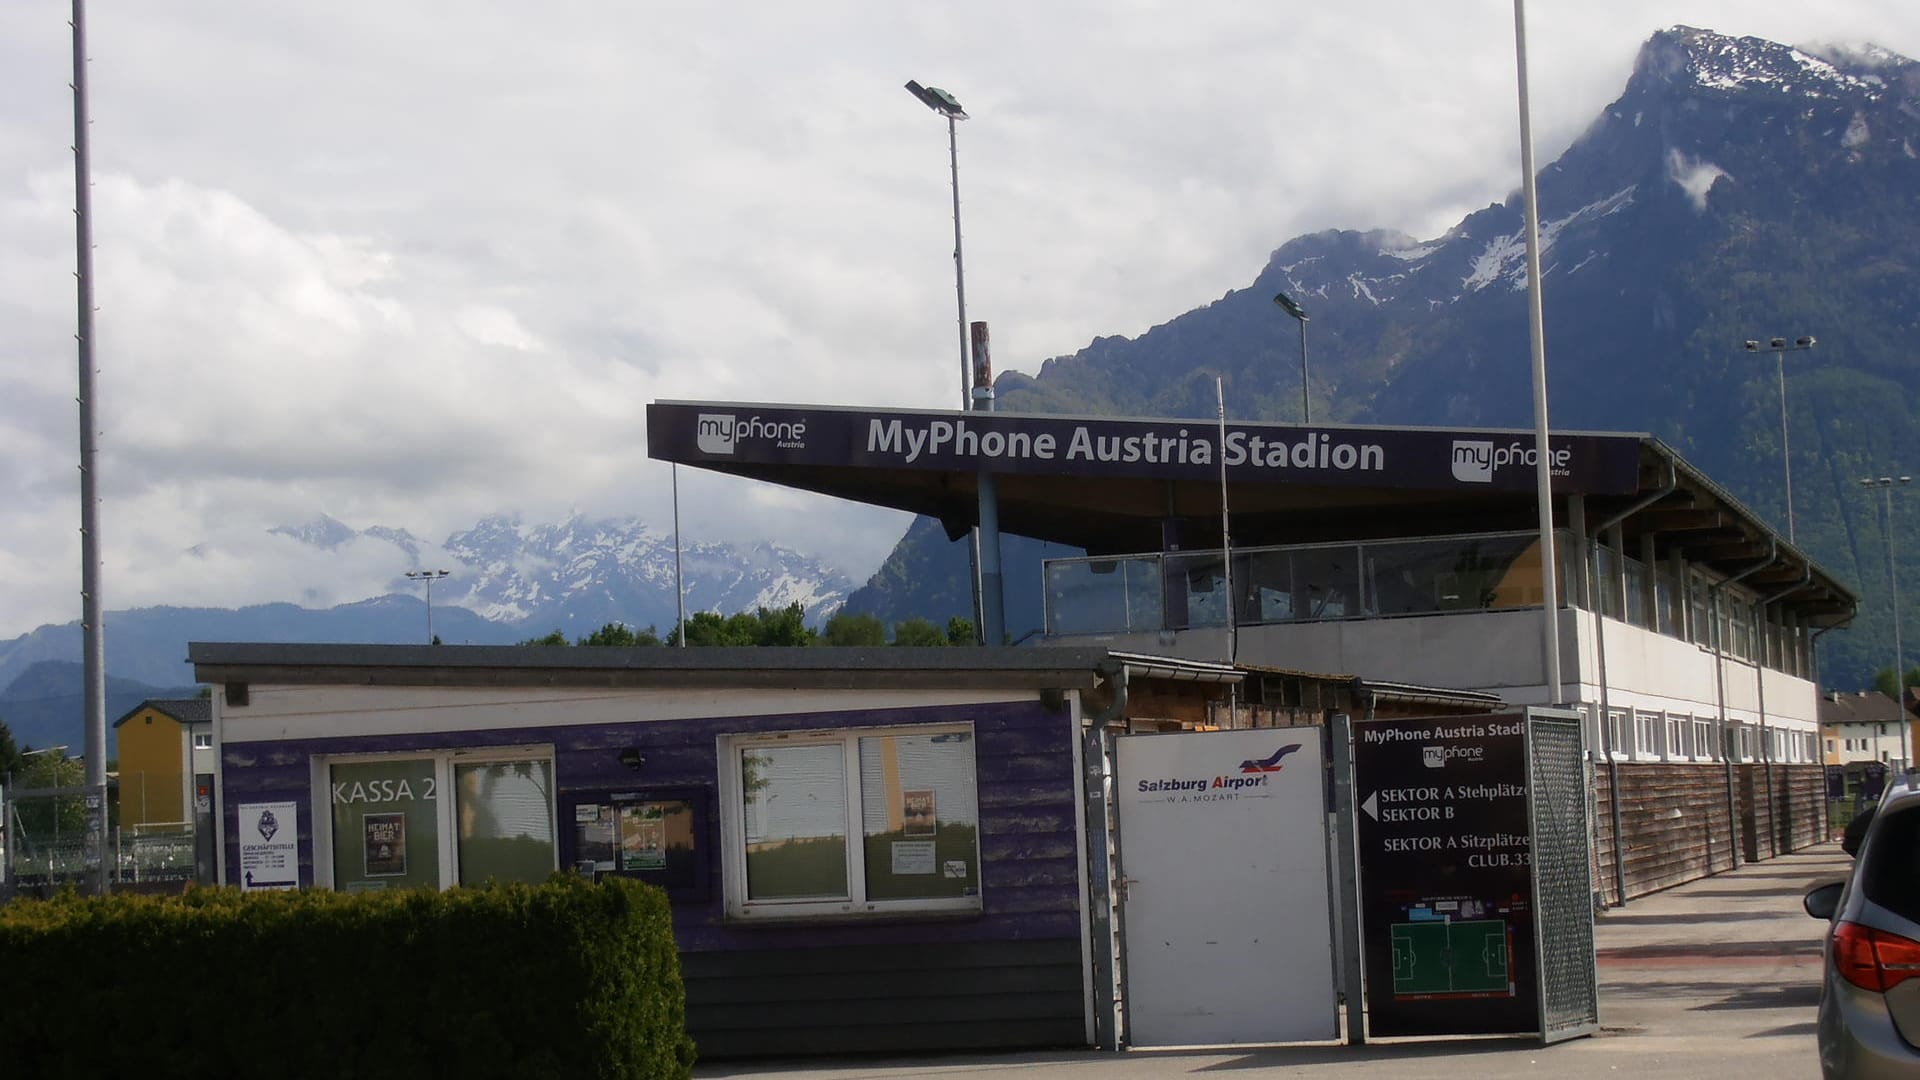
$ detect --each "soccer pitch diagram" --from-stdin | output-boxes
[1391,918,1510,995]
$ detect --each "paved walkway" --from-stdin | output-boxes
[697,844,1851,1079]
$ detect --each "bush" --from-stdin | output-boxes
[0,875,694,1080]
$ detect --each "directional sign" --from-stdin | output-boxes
[1352,713,1538,1037]
[238,801,299,892]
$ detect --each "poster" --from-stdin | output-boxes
[619,804,667,871]
[902,789,936,836]
[573,803,617,872]
[363,812,408,876]
[238,801,299,892]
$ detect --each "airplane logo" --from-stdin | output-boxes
[1239,744,1303,773]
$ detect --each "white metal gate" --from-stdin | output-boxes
[1114,727,1338,1046]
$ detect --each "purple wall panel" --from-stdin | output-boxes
[220,696,1084,955]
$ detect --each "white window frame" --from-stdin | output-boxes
[1635,710,1661,760]
[717,724,983,922]
[191,732,213,750]
[312,744,557,891]
[1605,710,1630,760]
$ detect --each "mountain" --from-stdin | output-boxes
[441,513,848,634]
[0,514,855,727]
[0,661,200,757]
[847,26,1920,689]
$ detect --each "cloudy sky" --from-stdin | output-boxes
[3,2,1916,636]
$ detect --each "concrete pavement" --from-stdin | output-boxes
[697,844,1851,1079]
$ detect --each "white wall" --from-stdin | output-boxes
[1049,606,1823,757]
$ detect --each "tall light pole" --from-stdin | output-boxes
[1861,475,1912,772]
[1744,335,1816,543]
[672,465,687,647]
[70,0,108,895]
[1513,0,1563,704]
[1273,292,1311,423]
[405,569,451,644]
[905,79,972,411]
[907,77,988,643]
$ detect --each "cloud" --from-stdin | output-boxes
[1,1,1917,634]
[1666,149,1729,210]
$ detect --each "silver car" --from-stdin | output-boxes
[1805,777,1920,1079]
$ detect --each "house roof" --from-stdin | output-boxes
[1818,689,1909,727]
[1231,662,1505,711]
[110,697,212,729]
[186,642,1242,694]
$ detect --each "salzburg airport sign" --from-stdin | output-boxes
[645,401,1643,494]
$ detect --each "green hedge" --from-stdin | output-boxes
[0,875,695,1080]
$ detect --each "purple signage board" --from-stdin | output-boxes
[646,401,1645,495]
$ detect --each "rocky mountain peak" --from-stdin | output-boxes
[1633,26,1904,103]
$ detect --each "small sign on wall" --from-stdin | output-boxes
[239,801,299,892]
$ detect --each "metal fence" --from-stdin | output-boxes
[1529,710,1600,1043]
[2,784,206,895]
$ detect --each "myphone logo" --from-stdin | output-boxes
[697,414,736,455]
[1423,744,1485,768]
[1451,440,1495,483]
[1451,439,1572,483]
[696,413,808,455]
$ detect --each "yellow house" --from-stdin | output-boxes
[112,698,213,829]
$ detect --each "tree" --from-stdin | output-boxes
[11,748,85,842]
[946,617,976,646]
[820,611,886,646]
[1871,665,1920,699]
[0,716,23,779]
[518,630,570,646]
[579,623,661,647]
[673,603,817,647]
[892,617,950,647]
[752,603,815,646]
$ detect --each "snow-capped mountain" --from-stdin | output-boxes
[435,513,849,634]
[267,511,852,635]
[0,512,855,706]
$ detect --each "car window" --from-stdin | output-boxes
[1862,803,1920,923]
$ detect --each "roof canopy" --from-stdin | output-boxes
[646,401,1855,625]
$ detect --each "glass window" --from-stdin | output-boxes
[1623,556,1649,627]
[1606,711,1629,758]
[1656,569,1680,637]
[330,758,441,892]
[325,749,555,892]
[1044,555,1162,635]
[455,759,556,886]
[1593,544,1622,619]
[1361,535,1549,617]
[723,726,982,919]
[858,733,980,901]
[1695,720,1716,761]
[742,743,850,901]
[1636,712,1661,758]
[192,732,213,749]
